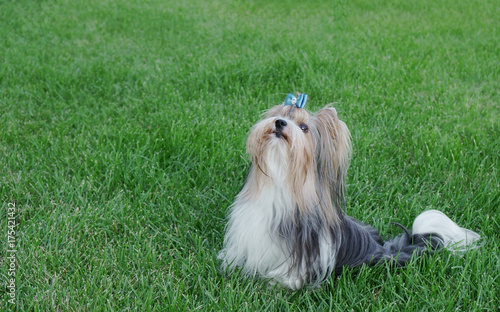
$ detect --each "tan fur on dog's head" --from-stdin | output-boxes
[243,103,351,223]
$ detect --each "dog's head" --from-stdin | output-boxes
[245,98,352,214]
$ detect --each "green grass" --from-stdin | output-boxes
[1,0,499,310]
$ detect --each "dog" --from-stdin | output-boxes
[218,93,481,290]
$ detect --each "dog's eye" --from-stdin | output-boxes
[299,123,309,133]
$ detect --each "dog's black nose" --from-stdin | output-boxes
[275,119,287,129]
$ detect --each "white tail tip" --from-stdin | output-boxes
[412,210,481,253]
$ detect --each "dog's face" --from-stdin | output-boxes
[246,105,315,182]
[245,104,351,212]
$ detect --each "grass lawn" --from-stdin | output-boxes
[1,0,499,310]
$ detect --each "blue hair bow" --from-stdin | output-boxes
[284,93,308,108]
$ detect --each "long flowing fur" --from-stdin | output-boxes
[218,103,481,290]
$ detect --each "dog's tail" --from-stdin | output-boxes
[334,210,480,275]
[382,210,481,257]
[380,209,481,261]
[411,209,481,254]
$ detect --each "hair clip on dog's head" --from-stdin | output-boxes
[284,93,308,108]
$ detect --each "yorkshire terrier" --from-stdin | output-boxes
[218,93,480,290]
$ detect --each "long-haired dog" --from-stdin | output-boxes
[218,94,481,290]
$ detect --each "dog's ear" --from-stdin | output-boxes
[311,107,352,206]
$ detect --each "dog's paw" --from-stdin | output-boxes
[277,275,305,290]
[267,265,306,290]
